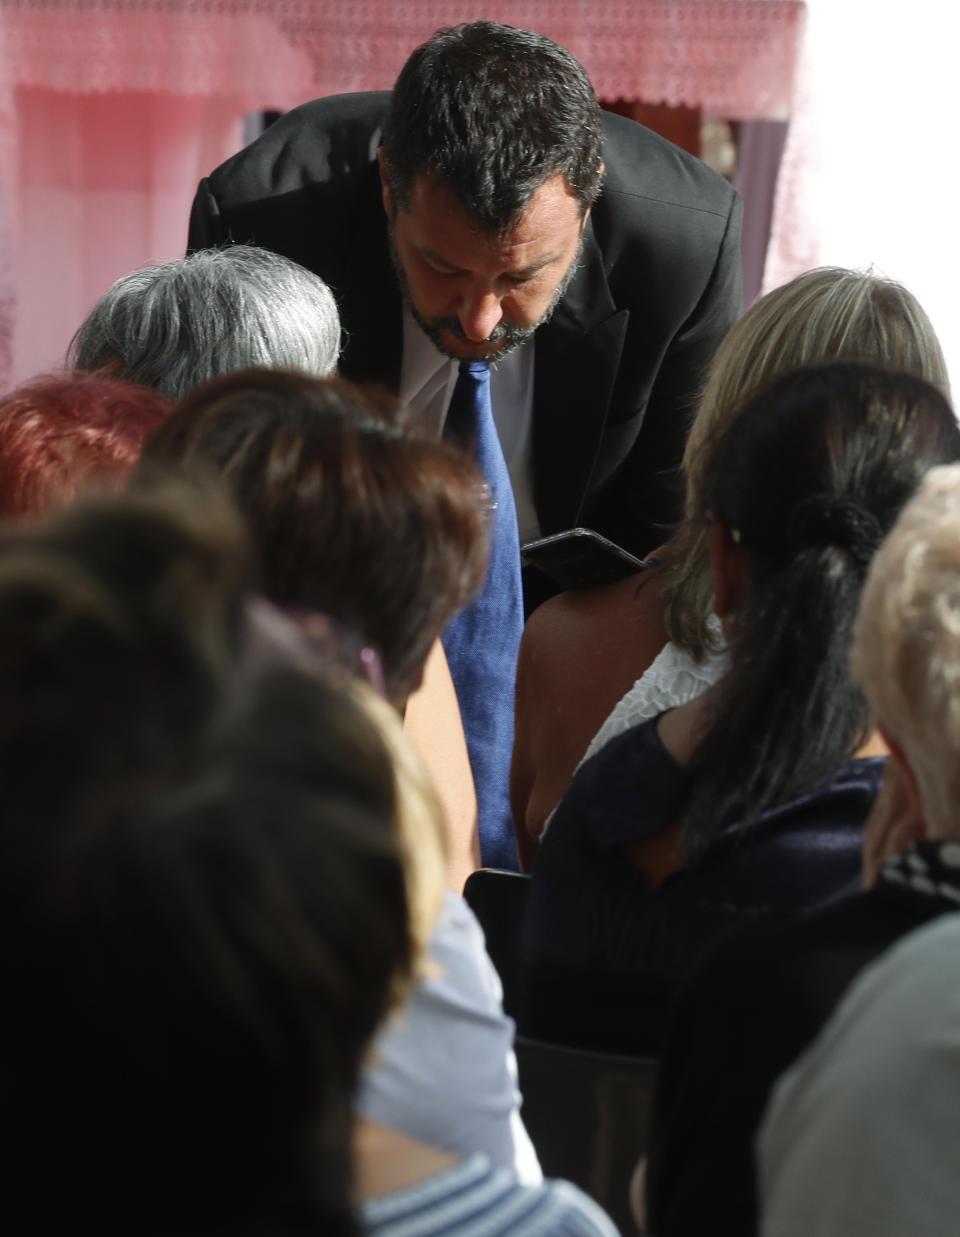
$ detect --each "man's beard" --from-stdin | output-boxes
[389,231,583,363]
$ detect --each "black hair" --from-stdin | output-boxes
[0,483,409,1232]
[680,361,960,858]
[0,477,249,849]
[1,666,408,1235]
[381,21,604,234]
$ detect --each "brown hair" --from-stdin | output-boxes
[143,369,490,706]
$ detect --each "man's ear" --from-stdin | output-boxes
[708,513,749,627]
[377,149,394,219]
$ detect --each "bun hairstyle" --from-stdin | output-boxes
[663,267,952,662]
[678,361,960,857]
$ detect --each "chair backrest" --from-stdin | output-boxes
[462,867,530,1019]
[514,1034,658,1235]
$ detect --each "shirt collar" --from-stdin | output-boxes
[398,308,455,408]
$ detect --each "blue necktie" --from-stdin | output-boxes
[442,360,524,870]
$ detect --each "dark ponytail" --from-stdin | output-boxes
[679,362,960,858]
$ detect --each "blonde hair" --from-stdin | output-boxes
[663,267,951,660]
[851,464,960,841]
[352,683,448,989]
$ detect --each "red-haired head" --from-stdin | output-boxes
[0,371,170,521]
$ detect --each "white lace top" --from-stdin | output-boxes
[581,614,728,766]
[539,615,729,840]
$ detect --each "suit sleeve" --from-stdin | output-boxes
[594,191,743,556]
[187,178,227,253]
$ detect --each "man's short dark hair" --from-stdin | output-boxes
[381,21,604,234]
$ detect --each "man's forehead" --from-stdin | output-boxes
[405,173,584,257]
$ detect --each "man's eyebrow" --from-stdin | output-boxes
[420,247,467,273]
[506,253,565,279]
[419,246,565,279]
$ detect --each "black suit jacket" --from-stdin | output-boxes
[189,93,743,557]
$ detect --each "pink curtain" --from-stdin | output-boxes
[0,0,806,392]
[0,2,320,389]
[14,89,244,381]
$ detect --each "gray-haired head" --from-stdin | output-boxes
[70,245,341,401]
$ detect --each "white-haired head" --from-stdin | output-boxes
[852,462,960,839]
[70,245,340,400]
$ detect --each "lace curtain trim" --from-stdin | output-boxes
[0,1,804,118]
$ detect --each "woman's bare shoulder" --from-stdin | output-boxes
[524,563,666,660]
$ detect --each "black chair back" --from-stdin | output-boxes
[462,867,530,1018]
[515,1034,657,1236]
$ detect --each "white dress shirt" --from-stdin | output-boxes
[398,310,540,543]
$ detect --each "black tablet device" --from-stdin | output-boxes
[521,527,645,590]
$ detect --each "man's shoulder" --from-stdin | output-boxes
[205,92,390,204]
[585,110,740,310]
[599,110,736,218]
[191,92,391,282]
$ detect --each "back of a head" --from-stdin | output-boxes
[142,369,490,705]
[0,476,249,847]
[852,464,960,840]
[2,665,410,1235]
[381,21,603,233]
[681,361,960,855]
[70,245,340,401]
[0,482,417,1232]
[666,267,952,657]
[0,371,169,521]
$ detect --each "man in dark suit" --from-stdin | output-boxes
[188,22,742,562]
[188,22,742,870]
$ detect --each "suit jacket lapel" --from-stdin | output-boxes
[532,221,629,534]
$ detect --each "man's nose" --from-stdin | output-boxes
[457,291,503,343]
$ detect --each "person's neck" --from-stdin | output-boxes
[853,729,888,759]
[352,1117,460,1202]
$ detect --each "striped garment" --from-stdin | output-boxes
[362,1153,619,1236]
